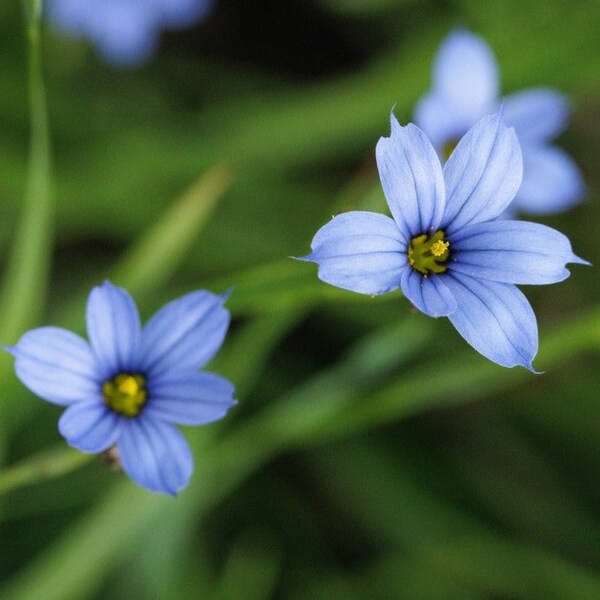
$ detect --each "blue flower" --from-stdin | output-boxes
[414,30,585,216]
[301,112,588,370]
[5,281,235,495]
[47,0,214,67]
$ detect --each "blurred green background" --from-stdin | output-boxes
[0,0,599,598]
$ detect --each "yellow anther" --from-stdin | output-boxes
[430,239,450,257]
[117,375,140,397]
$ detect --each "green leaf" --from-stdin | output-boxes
[110,163,233,297]
[0,0,52,346]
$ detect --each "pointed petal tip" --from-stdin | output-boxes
[495,103,520,136]
[99,279,118,291]
[513,346,540,374]
[219,288,234,303]
[386,108,422,139]
[488,108,509,129]
[161,481,185,497]
[127,463,190,496]
[388,104,399,128]
[524,362,543,375]
[290,254,313,262]
[572,255,592,267]
[1,345,17,357]
[136,479,184,497]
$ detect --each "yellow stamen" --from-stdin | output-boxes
[430,239,450,257]
[103,373,147,417]
[117,375,140,397]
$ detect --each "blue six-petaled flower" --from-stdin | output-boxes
[301,112,588,370]
[415,29,585,216]
[5,281,236,495]
[47,0,214,67]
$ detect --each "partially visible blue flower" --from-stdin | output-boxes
[301,112,588,370]
[47,0,214,67]
[5,281,235,495]
[415,30,585,216]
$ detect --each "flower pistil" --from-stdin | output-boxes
[103,373,147,417]
[408,230,450,275]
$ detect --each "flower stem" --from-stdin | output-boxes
[0,447,93,495]
[0,0,53,345]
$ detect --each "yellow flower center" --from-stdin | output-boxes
[102,373,147,417]
[408,230,451,275]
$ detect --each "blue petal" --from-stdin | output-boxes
[159,0,214,28]
[450,220,589,284]
[400,270,457,317]
[145,372,236,425]
[431,30,498,121]
[47,0,97,36]
[59,402,122,452]
[86,281,142,379]
[49,0,158,67]
[503,89,569,144]
[94,20,158,67]
[301,211,407,295]
[6,327,100,406]
[118,419,193,495]
[376,114,446,238]
[443,113,523,234]
[413,92,474,152]
[140,291,230,376]
[48,0,213,68]
[444,274,539,371]
[512,145,585,215]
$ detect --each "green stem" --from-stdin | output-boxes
[0,306,598,498]
[0,0,52,345]
[0,446,93,495]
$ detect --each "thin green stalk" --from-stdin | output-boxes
[0,0,52,345]
[0,446,92,495]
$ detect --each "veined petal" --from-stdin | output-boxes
[118,419,193,495]
[59,402,122,452]
[140,291,230,376]
[86,281,142,379]
[503,89,569,144]
[6,327,100,406]
[400,270,457,317]
[145,372,236,425]
[376,115,446,238]
[432,30,499,119]
[450,220,589,284]
[301,211,407,295]
[443,113,523,233]
[309,211,407,251]
[513,145,585,215]
[444,274,538,371]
